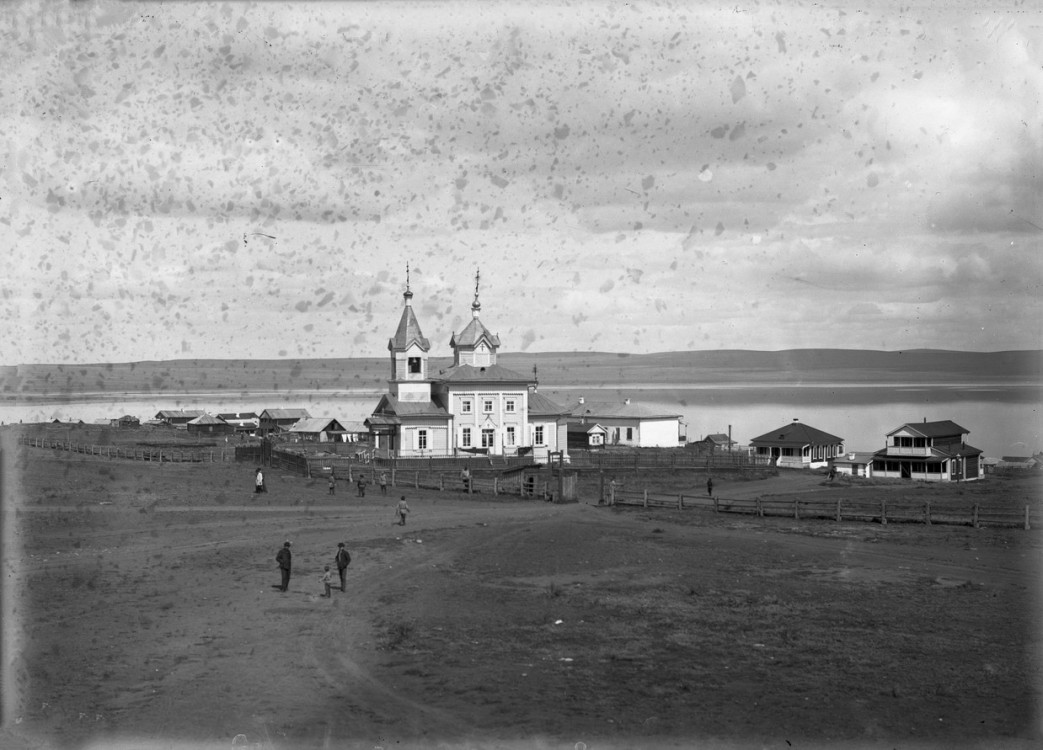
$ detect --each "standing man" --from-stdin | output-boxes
[335,542,351,592]
[328,473,336,495]
[356,473,367,497]
[275,541,292,592]
[379,471,388,496]
[255,468,265,494]
[706,476,714,497]
[396,496,411,526]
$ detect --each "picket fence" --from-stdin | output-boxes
[609,487,1038,530]
[19,435,233,463]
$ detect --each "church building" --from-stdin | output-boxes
[365,270,567,462]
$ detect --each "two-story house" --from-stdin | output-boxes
[870,419,982,481]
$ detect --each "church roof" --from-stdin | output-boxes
[371,393,449,418]
[439,363,532,383]
[389,304,430,352]
[565,400,681,420]
[450,317,500,349]
[528,391,567,416]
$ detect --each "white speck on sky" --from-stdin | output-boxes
[2,0,1041,364]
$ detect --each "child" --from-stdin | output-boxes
[396,496,410,526]
[379,471,388,496]
[320,565,333,598]
[328,474,336,495]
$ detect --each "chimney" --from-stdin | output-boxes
[578,396,584,405]
[624,398,630,405]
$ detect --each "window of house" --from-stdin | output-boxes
[626,427,633,441]
[534,425,544,445]
[483,398,494,413]
[461,399,472,414]
[417,430,427,450]
[462,427,471,447]
[782,447,794,456]
[505,399,516,413]
[408,357,421,374]
[506,426,515,446]
[481,429,495,448]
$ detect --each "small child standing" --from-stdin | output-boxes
[320,565,333,598]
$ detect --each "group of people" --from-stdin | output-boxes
[274,540,352,596]
[346,471,388,497]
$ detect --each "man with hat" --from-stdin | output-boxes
[334,542,351,592]
[275,541,292,592]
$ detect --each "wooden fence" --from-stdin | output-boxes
[608,486,1038,530]
[19,435,232,463]
[568,449,771,472]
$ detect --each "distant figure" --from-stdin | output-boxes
[255,468,265,494]
[706,477,714,497]
[607,479,617,505]
[396,496,410,526]
[335,542,351,592]
[461,467,471,492]
[328,474,336,495]
[356,473,367,497]
[379,471,388,496]
[275,541,292,592]
[319,565,333,598]
[828,467,837,482]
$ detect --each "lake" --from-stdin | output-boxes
[4,383,1040,459]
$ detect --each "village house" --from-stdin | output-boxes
[688,432,736,453]
[287,418,348,443]
[258,408,311,436]
[155,409,205,427]
[566,421,608,450]
[365,270,568,462]
[110,414,140,429]
[186,413,234,436]
[750,421,844,469]
[831,451,877,478]
[870,420,982,482]
[564,397,684,448]
[217,412,260,435]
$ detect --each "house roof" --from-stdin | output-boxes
[156,410,205,419]
[528,391,567,416]
[371,394,449,418]
[188,414,226,425]
[750,422,844,446]
[887,420,969,438]
[260,408,311,420]
[703,433,733,444]
[450,317,500,349]
[438,363,531,383]
[832,452,877,465]
[217,412,258,420]
[567,422,607,435]
[289,418,345,433]
[564,400,681,420]
[388,303,430,352]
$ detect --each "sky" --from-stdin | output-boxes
[2,0,1042,365]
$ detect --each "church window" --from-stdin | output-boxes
[534,425,544,445]
[417,430,428,450]
[626,427,633,441]
[481,429,495,448]
[506,426,515,446]
[462,427,471,447]
[461,399,472,414]
[505,399,516,413]
[408,357,422,374]
[483,398,494,413]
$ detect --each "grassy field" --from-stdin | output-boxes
[2,434,1041,750]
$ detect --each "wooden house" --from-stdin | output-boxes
[187,413,233,436]
[258,408,311,436]
[287,418,348,442]
[870,420,982,482]
[564,397,683,448]
[750,421,844,469]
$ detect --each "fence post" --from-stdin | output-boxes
[439,473,444,491]
[757,497,763,517]
[713,496,719,513]
[414,471,419,489]
[835,499,841,523]
[794,499,799,520]
[643,490,648,508]
[924,502,931,526]
[1025,505,1031,531]
[678,494,683,510]
[494,477,498,496]
[880,499,887,525]
[972,503,979,529]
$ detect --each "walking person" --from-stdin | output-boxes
[707,476,714,497]
[255,468,265,494]
[319,565,333,598]
[328,473,336,495]
[275,541,292,592]
[356,473,368,497]
[396,496,410,526]
[379,471,388,496]
[335,542,351,592]
[460,466,471,492]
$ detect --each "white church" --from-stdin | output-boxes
[365,271,570,463]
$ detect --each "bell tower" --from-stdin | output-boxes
[387,264,432,402]
[450,269,501,367]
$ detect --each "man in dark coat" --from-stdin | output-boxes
[275,541,292,592]
[335,542,351,592]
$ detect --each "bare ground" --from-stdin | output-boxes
[1,445,1041,750]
